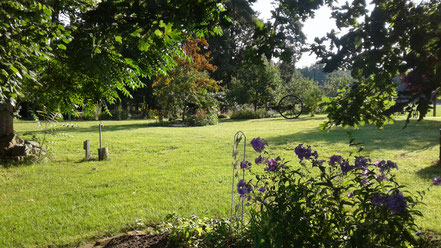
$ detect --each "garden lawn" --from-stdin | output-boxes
[1,116,441,247]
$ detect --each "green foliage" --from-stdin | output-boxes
[313,0,441,128]
[303,86,324,116]
[154,38,220,122]
[228,57,283,111]
[98,105,130,121]
[246,142,423,247]
[0,0,69,108]
[163,214,237,248]
[1,0,226,120]
[230,109,271,120]
[187,109,219,126]
[282,71,323,115]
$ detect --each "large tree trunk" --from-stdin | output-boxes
[0,102,14,139]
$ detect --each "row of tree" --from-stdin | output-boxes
[1,0,440,137]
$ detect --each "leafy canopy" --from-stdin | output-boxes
[313,0,441,128]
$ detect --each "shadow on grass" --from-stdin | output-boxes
[20,120,188,135]
[416,161,441,180]
[265,119,441,153]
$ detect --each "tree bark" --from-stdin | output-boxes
[0,102,14,138]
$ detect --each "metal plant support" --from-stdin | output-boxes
[230,131,246,238]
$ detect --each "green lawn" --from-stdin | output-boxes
[1,116,441,247]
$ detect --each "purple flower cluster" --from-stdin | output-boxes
[374,160,398,173]
[329,155,343,166]
[340,161,354,174]
[354,156,371,169]
[240,160,251,170]
[372,191,407,214]
[237,179,253,197]
[433,177,441,186]
[251,137,268,153]
[294,144,318,161]
[255,155,264,164]
[264,157,286,172]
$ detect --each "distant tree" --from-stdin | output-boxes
[153,38,220,121]
[207,0,258,87]
[228,57,282,112]
[299,64,327,85]
[313,0,441,128]
[322,71,353,97]
[282,71,323,115]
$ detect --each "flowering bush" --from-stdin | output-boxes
[241,137,424,247]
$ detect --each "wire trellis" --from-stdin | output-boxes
[230,131,246,238]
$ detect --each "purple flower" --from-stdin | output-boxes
[372,193,387,207]
[386,192,407,214]
[255,155,265,165]
[312,151,319,159]
[374,160,398,173]
[354,156,371,169]
[329,155,343,166]
[240,160,252,170]
[237,179,253,196]
[346,192,355,198]
[251,137,268,153]
[265,159,278,171]
[294,144,317,161]
[340,161,354,174]
[258,187,266,193]
[433,177,441,186]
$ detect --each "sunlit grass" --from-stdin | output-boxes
[1,115,441,247]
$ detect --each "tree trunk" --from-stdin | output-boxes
[0,102,14,139]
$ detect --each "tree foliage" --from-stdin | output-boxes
[228,57,282,111]
[0,0,70,110]
[153,38,220,121]
[1,0,226,116]
[313,0,441,128]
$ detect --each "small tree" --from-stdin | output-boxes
[153,38,220,121]
[283,72,323,116]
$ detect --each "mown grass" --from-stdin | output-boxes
[1,115,441,247]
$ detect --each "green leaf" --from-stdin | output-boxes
[9,65,19,74]
[62,37,71,44]
[57,44,67,50]
[154,29,162,37]
[43,7,52,17]
[114,35,122,43]
[1,69,8,77]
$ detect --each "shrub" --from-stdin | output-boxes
[241,138,423,247]
[162,214,239,248]
[186,110,218,126]
[230,109,271,120]
[218,113,229,119]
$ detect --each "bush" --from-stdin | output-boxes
[163,214,238,248]
[240,138,423,247]
[218,113,229,119]
[186,110,218,126]
[230,109,271,120]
